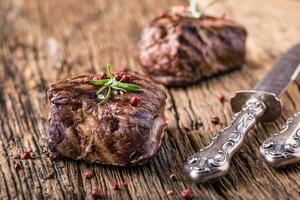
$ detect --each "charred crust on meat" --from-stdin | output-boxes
[46,73,167,166]
[138,15,247,86]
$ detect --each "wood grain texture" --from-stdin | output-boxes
[0,0,299,199]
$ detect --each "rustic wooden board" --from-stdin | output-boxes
[0,0,300,199]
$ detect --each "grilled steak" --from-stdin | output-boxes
[138,15,247,86]
[46,72,167,166]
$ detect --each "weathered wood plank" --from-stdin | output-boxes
[0,0,300,199]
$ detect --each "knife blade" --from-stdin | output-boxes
[184,43,300,183]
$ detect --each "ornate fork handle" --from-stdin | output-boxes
[184,98,266,183]
[260,112,300,167]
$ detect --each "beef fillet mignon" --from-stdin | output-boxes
[46,72,167,166]
[138,15,247,86]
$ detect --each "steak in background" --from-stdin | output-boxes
[46,72,167,166]
[138,15,247,86]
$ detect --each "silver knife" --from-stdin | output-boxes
[184,43,300,183]
[260,112,300,168]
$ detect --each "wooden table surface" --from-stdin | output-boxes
[0,0,300,199]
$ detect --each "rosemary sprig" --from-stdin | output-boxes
[88,64,143,105]
[188,0,201,18]
[170,0,221,18]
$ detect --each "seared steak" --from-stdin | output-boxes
[46,72,167,166]
[138,15,247,86]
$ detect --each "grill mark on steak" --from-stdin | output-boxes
[183,26,207,46]
[178,35,204,74]
[46,72,167,166]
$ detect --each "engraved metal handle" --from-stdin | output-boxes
[184,98,266,183]
[260,112,300,167]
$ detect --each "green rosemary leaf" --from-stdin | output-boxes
[88,79,110,86]
[189,0,201,18]
[105,78,114,86]
[127,88,144,93]
[126,88,144,93]
[106,63,113,79]
[116,82,141,89]
[189,0,221,18]
[96,85,108,95]
[115,82,143,93]
[98,87,111,105]
[88,64,143,106]
[111,85,127,92]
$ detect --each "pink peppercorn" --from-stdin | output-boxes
[158,11,167,18]
[122,182,128,188]
[90,187,101,199]
[93,75,102,80]
[112,182,120,190]
[83,171,93,179]
[219,95,226,103]
[114,73,123,81]
[130,96,141,107]
[211,117,221,125]
[181,189,192,199]
[14,161,22,171]
[122,74,131,83]
[21,152,31,160]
